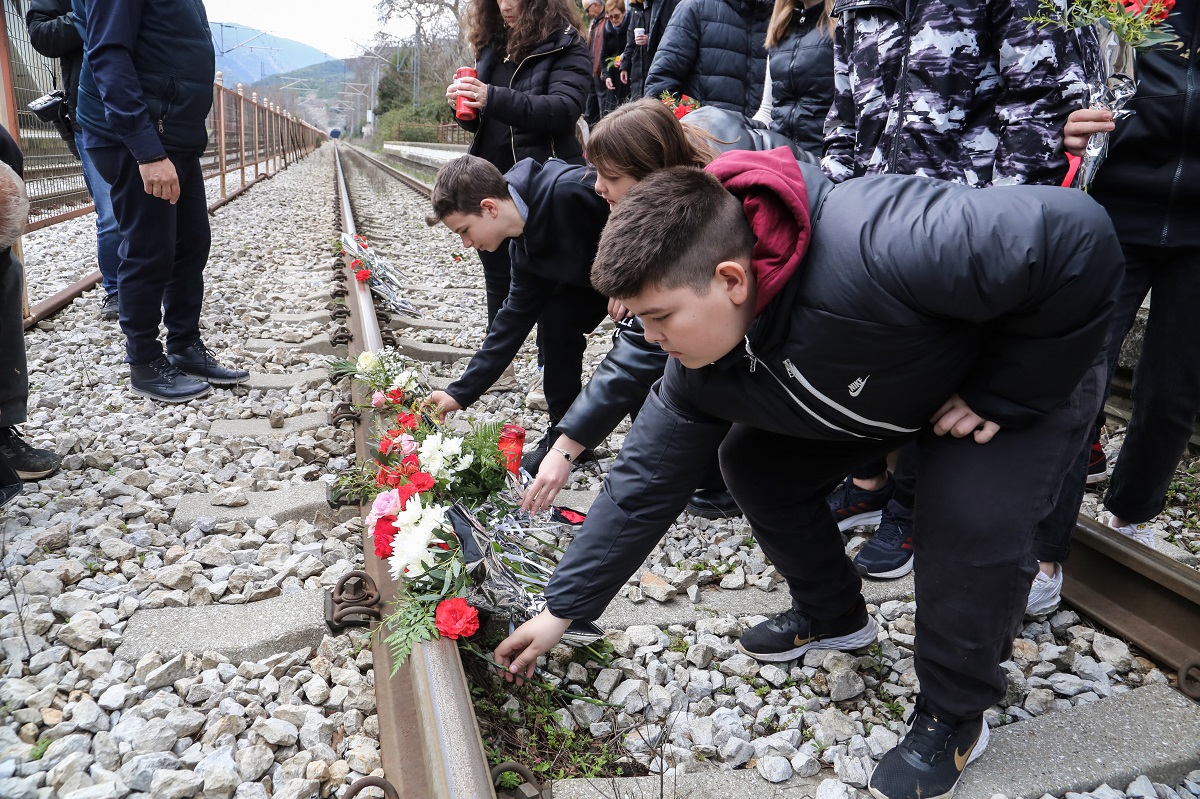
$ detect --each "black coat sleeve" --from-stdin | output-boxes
[555,320,668,448]
[545,362,730,621]
[485,42,591,135]
[446,267,556,408]
[643,0,699,99]
[25,0,82,59]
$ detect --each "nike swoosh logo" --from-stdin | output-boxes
[954,738,978,771]
[848,376,869,397]
[793,635,813,647]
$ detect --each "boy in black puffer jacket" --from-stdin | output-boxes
[496,149,1120,799]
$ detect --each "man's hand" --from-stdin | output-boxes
[425,390,462,421]
[605,77,616,91]
[619,70,629,85]
[139,158,179,204]
[931,394,1000,444]
[520,435,583,513]
[1064,108,1115,157]
[494,609,574,684]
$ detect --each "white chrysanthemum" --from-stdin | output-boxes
[387,495,445,580]
[389,368,419,393]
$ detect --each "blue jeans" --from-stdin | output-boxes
[75,132,121,297]
[88,146,209,365]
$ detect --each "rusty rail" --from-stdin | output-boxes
[1063,514,1200,700]
[331,141,497,799]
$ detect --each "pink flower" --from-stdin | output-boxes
[398,433,418,457]
[371,391,386,407]
[365,489,401,532]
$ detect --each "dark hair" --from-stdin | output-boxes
[592,166,756,298]
[765,0,835,49]
[426,155,509,225]
[587,98,719,180]
[467,0,584,64]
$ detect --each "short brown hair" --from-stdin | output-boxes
[427,155,509,226]
[592,166,755,298]
[587,98,718,181]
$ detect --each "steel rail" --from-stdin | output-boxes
[1064,514,1200,700]
[331,141,497,799]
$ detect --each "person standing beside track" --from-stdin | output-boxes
[0,126,63,488]
[25,0,123,322]
[444,0,591,416]
[72,0,248,404]
[1026,2,1200,612]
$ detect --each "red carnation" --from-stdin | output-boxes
[1118,0,1144,12]
[356,269,371,282]
[397,412,419,430]
[674,105,690,119]
[351,258,363,268]
[397,482,420,508]
[386,388,405,404]
[374,516,397,557]
[376,465,401,487]
[434,598,479,640]
[408,471,435,494]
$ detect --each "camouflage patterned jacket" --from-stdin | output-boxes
[821,0,1086,187]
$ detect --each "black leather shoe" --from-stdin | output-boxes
[167,340,249,387]
[130,356,211,403]
[685,488,742,519]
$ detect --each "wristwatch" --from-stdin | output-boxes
[551,447,574,463]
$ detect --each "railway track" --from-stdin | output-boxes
[5,139,1194,799]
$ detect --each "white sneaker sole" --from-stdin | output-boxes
[837,509,883,531]
[868,720,989,799]
[737,616,878,663]
[1085,470,1109,485]
[860,554,914,580]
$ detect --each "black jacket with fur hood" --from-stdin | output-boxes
[545,148,1122,622]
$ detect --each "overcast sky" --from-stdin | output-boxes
[202,0,407,60]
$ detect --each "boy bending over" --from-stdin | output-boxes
[426,155,610,429]
[495,149,1120,799]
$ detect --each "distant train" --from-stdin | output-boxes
[330,128,342,139]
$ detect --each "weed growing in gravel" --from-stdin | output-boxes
[28,737,50,760]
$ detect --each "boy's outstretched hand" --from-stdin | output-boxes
[424,390,461,421]
[931,394,1000,444]
[494,609,574,685]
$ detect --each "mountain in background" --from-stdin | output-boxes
[211,22,334,87]
[247,58,370,134]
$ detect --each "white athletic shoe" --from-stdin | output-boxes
[1025,564,1062,616]
[1100,513,1158,549]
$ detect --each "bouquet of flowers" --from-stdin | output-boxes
[1026,0,1177,190]
[342,233,420,317]
[332,348,603,672]
[658,91,701,120]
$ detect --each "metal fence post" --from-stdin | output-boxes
[252,92,261,179]
[215,72,227,199]
[237,83,246,189]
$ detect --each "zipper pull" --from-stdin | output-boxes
[744,338,758,372]
[157,119,164,133]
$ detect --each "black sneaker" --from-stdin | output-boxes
[868,699,989,799]
[0,427,61,481]
[685,488,742,519]
[828,475,894,531]
[1085,441,1108,485]
[0,454,21,508]
[100,293,119,321]
[854,511,913,579]
[167,340,249,387]
[129,356,212,403]
[737,598,877,662]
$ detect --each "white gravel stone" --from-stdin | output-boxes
[150,770,203,799]
[757,755,793,783]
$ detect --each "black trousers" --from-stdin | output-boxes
[88,146,209,365]
[1034,244,1200,562]
[541,283,608,423]
[719,365,1103,720]
[0,253,27,426]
